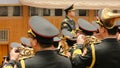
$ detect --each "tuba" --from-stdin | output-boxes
[97,8,120,29]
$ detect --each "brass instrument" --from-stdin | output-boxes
[84,36,101,46]
[101,8,120,20]
[71,36,101,57]
[83,36,100,68]
[10,42,35,60]
[59,29,76,57]
[79,36,100,56]
[17,45,35,60]
[58,37,69,57]
[97,8,120,29]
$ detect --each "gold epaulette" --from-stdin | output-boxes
[72,49,82,58]
[62,19,69,27]
[71,44,82,58]
[72,43,78,49]
[71,30,76,35]
[4,65,13,68]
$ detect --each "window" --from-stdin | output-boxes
[13,6,22,16]
[43,8,50,16]
[0,6,8,16]
[55,9,62,16]
[0,30,8,42]
[29,7,64,16]
[30,7,38,16]
[79,9,89,16]
[29,7,51,16]
[0,6,22,16]
[94,10,99,16]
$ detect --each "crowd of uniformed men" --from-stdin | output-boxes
[1,4,120,68]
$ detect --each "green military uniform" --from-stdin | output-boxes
[72,38,120,68]
[61,4,76,32]
[4,16,72,68]
[24,50,71,68]
[61,16,76,32]
[72,8,120,68]
[69,18,98,68]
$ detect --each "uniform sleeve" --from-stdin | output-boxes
[71,46,92,68]
[4,60,16,68]
[4,60,22,68]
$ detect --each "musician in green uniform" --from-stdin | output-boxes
[20,37,31,48]
[4,16,72,68]
[60,29,77,57]
[61,4,76,34]
[72,8,120,68]
[69,18,98,68]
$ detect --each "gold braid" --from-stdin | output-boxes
[84,36,101,68]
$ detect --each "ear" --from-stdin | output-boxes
[100,27,106,33]
[103,27,108,33]
[31,39,38,47]
[116,32,119,37]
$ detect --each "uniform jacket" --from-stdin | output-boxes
[61,16,76,32]
[72,38,120,68]
[24,50,72,68]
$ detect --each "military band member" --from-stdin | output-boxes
[77,18,98,42]
[60,29,77,57]
[2,42,22,68]
[92,21,103,40]
[1,55,10,68]
[20,37,31,48]
[53,36,61,48]
[61,4,76,34]
[69,18,98,68]
[53,36,62,53]
[4,16,72,68]
[72,8,120,68]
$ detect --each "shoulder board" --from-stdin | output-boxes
[72,49,82,59]
[62,18,69,23]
